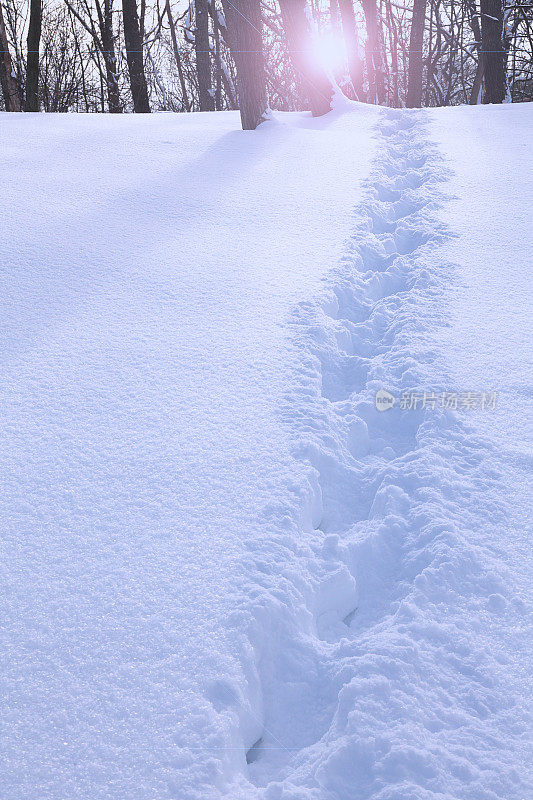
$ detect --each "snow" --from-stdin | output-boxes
[430,102,533,655]
[0,102,531,800]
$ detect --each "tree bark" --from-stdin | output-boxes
[278,0,332,116]
[466,0,484,103]
[221,0,267,130]
[96,0,121,112]
[213,7,222,110]
[121,0,150,112]
[470,54,484,104]
[480,0,507,103]
[0,1,21,110]
[25,0,42,111]
[361,0,386,104]
[195,0,214,110]
[338,0,364,100]
[406,0,427,107]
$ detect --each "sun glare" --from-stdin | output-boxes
[312,32,347,75]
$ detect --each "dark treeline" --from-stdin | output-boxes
[0,0,531,126]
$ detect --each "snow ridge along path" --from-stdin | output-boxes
[235,109,532,800]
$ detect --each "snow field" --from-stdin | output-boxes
[0,103,531,800]
[0,107,379,800]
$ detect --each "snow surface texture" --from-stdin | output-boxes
[1,104,531,800]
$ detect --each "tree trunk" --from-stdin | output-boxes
[121,0,150,112]
[406,0,427,107]
[97,0,121,112]
[221,0,267,130]
[25,0,42,111]
[361,0,386,104]
[165,0,190,111]
[195,0,214,110]
[480,0,507,103]
[338,0,364,100]
[278,0,332,116]
[0,2,21,110]
[214,10,222,110]
[470,54,484,104]
[466,0,484,104]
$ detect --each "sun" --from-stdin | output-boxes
[311,32,347,75]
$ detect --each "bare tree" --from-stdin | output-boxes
[480,0,508,102]
[406,0,427,106]
[97,0,121,112]
[0,0,21,109]
[338,0,364,100]
[208,1,238,109]
[466,0,484,103]
[278,0,332,115]
[279,0,333,117]
[122,0,150,111]
[165,0,190,110]
[212,0,222,108]
[361,0,386,103]
[25,0,42,110]
[40,4,85,110]
[221,0,266,129]
[3,0,531,114]
[194,0,214,110]
[63,0,122,112]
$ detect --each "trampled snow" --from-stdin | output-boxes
[0,103,531,800]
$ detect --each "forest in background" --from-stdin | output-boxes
[0,0,531,122]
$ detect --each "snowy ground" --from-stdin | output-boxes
[0,103,531,800]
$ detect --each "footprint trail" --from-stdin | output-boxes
[240,108,528,800]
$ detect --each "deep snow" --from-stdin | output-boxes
[0,103,531,800]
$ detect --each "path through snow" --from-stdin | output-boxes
[233,108,532,800]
